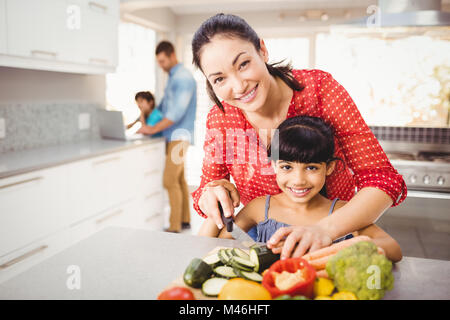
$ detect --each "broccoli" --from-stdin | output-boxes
[325,241,394,300]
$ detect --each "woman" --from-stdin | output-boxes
[190,13,407,258]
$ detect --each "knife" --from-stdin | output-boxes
[218,201,264,246]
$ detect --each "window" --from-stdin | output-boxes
[264,37,310,69]
[106,23,156,125]
[316,29,450,127]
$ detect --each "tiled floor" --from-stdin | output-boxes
[162,186,450,261]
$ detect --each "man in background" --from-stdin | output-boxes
[138,41,197,233]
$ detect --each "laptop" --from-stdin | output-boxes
[97,109,145,141]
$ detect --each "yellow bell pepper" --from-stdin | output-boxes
[314,296,333,300]
[218,278,272,300]
[313,277,335,297]
[332,291,358,300]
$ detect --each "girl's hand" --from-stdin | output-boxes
[198,179,240,229]
[267,225,333,259]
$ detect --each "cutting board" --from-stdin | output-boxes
[163,246,246,300]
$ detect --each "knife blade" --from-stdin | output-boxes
[218,201,264,246]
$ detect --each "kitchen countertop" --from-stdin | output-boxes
[0,137,165,179]
[0,227,449,300]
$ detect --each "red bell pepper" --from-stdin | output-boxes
[262,257,316,299]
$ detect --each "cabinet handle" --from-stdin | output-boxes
[145,191,161,200]
[0,245,48,270]
[92,156,120,166]
[89,58,108,64]
[0,176,44,190]
[89,1,108,12]
[145,212,162,222]
[31,50,57,57]
[95,209,124,225]
[144,169,160,177]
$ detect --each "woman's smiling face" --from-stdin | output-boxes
[199,36,272,113]
[274,160,336,204]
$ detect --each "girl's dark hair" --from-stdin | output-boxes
[135,91,154,103]
[268,116,343,198]
[192,13,304,112]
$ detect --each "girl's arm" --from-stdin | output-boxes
[356,224,403,263]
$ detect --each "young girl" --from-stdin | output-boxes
[198,115,402,263]
[127,91,163,137]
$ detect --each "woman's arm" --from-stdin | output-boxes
[356,224,403,263]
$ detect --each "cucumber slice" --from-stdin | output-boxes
[201,278,229,297]
[232,248,250,260]
[214,266,238,279]
[226,249,234,259]
[240,271,263,283]
[230,256,256,269]
[203,253,222,268]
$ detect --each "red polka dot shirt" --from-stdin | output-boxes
[191,69,407,218]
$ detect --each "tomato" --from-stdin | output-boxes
[157,286,196,300]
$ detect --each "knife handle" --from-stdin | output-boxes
[218,201,234,232]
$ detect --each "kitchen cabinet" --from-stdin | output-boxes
[0,0,7,54]
[0,166,67,258]
[1,0,119,74]
[0,140,166,283]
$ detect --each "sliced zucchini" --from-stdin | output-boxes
[203,252,222,268]
[249,245,280,272]
[201,278,229,297]
[214,266,238,279]
[230,256,256,270]
[232,248,250,260]
[240,271,263,283]
[226,248,235,260]
[183,258,213,288]
[218,249,231,265]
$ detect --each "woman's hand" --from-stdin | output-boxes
[137,125,156,135]
[267,225,333,259]
[198,179,240,229]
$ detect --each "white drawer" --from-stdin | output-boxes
[0,167,67,258]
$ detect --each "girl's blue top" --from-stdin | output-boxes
[246,195,354,244]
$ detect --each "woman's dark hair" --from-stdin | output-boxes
[267,116,343,197]
[192,13,304,112]
[135,91,154,103]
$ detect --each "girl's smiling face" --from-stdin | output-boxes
[199,36,272,113]
[274,160,336,203]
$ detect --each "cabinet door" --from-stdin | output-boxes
[0,0,6,54]
[0,167,67,258]
[83,0,119,67]
[6,0,66,60]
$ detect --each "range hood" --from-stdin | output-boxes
[344,0,450,27]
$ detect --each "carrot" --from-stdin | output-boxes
[308,255,330,270]
[316,269,329,279]
[302,235,373,261]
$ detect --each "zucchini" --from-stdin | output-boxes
[232,268,263,283]
[201,278,229,297]
[226,248,235,259]
[230,256,256,270]
[240,270,263,282]
[231,248,250,260]
[249,245,280,272]
[218,249,231,265]
[203,252,222,268]
[214,266,238,279]
[183,258,213,288]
